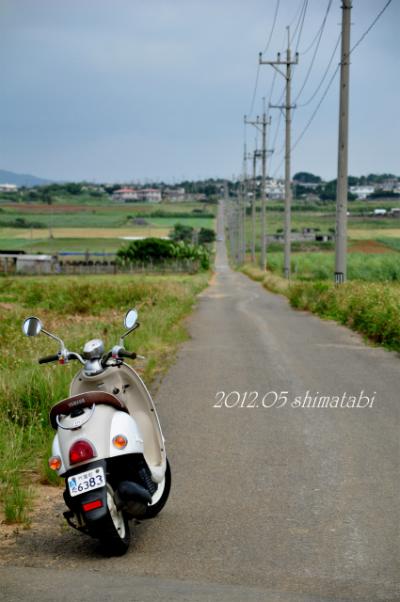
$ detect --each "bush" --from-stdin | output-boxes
[286,281,400,351]
[198,227,215,244]
[117,238,211,270]
[170,223,194,243]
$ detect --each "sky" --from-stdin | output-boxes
[0,0,398,183]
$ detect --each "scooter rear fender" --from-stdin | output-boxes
[52,407,145,475]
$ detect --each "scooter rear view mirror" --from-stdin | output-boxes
[22,316,43,337]
[124,309,138,329]
[119,309,139,346]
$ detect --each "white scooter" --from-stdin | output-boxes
[22,309,171,556]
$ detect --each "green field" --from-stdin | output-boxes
[0,199,216,255]
[0,236,125,253]
[239,197,400,283]
[244,209,400,240]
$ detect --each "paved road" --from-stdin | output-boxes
[1,202,399,601]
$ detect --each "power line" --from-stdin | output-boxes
[247,0,281,116]
[294,0,333,104]
[299,0,332,55]
[292,64,339,153]
[350,0,393,54]
[297,32,340,107]
[272,0,394,176]
[266,69,277,122]
[247,63,261,117]
[292,0,394,149]
[294,0,309,53]
[289,0,307,38]
[263,0,280,54]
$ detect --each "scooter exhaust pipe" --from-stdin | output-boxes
[117,481,152,518]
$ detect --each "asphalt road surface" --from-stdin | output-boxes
[1,202,399,602]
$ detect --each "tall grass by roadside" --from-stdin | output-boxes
[265,251,400,282]
[0,273,209,524]
[241,264,400,352]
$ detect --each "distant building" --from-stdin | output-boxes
[112,188,139,202]
[0,253,54,274]
[0,183,18,193]
[266,180,285,200]
[163,187,186,202]
[81,185,105,193]
[349,185,375,200]
[381,179,399,192]
[139,188,162,203]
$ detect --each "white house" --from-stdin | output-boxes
[266,180,285,200]
[163,187,186,202]
[0,183,18,193]
[112,188,139,202]
[349,185,375,199]
[140,188,162,203]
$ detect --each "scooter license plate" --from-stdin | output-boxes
[67,467,105,498]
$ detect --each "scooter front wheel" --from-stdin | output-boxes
[89,484,130,556]
[142,458,171,519]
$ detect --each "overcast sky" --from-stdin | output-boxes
[0,0,398,183]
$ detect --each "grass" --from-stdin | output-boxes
[241,264,400,352]
[288,280,400,351]
[0,237,126,254]
[0,227,168,240]
[260,251,400,282]
[0,213,214,230]
[0,273,209,524]
[377,237,400,252]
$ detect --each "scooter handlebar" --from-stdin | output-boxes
[38,354,60,364]
[117,349,137,360]
[101,349,137,367]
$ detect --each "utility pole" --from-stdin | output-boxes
[244,113,271,271]
[335,0,352,284]
[251,147,261,263]
[260,27,298,278]
[241,142,248,264]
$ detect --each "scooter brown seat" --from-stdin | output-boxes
[49,391,129,429]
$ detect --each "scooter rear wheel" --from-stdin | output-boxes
[90,485,131,556]
[142,458,171,519]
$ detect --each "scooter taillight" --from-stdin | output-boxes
[69,440,96,465]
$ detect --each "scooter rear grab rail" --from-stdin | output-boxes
[49,391,129,430]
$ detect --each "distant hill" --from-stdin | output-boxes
[0,169,53,187]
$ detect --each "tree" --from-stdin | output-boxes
[293,172,321,184]
[198,228,215,245]
[170,223,194,243]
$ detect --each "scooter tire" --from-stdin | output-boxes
[90,485,131,556]
[142,458,171,519]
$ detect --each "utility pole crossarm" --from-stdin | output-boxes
[269,104,297,110]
